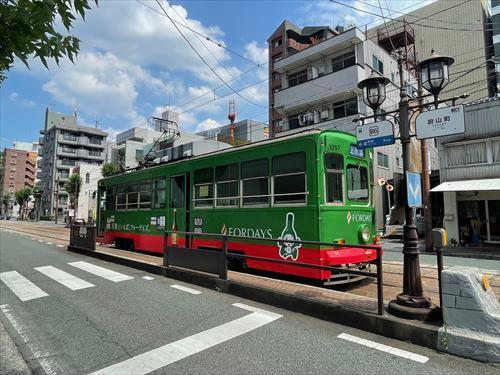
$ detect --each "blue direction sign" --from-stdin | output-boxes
[356,120,395,149]
[406,172,422,208]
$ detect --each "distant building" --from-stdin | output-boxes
[493,0,500,94]
[0,148,37,216]
[431,97,500,245]
[72,164,102,223]
[12,141,40,153]
[38,107,107,219]
[367,0,495,100]
[111,126,164,169]
[196,119,268,144]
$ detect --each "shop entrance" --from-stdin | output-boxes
[457,199,500,245]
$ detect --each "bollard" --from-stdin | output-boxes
[433,228,447,312]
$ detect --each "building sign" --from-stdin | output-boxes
[356,120,395,149]
[415,105,465,140]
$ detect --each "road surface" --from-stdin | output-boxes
[1,228,499,374]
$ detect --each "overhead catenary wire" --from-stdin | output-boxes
[154,0,266,109]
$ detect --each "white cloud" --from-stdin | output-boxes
[244,41,268,66]
[42,51,174,122]
[195,118,222,133]
[8,92,35,107]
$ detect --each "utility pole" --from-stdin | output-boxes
[54,175,59,224]
[418,77,433,253]
[387,50,432,319]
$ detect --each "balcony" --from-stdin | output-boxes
[274,64,364,112]
[38,136,44,145]
[274,27,364,72]
[58,134,78,145]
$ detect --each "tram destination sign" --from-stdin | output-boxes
[416,105,465,140]
[356,120,395,149]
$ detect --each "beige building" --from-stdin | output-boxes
[367,0,495,101]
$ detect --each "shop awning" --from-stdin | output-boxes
[430,178,500,192]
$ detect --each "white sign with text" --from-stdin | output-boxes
[416,105,465,139]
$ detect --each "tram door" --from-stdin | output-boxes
[169,173,191,247]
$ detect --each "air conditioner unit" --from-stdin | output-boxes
[299,112,314,126]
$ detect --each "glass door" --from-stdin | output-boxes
[487,200,500,242]
[456,200,487,246]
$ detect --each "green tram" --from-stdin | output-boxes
[97,129,380,283]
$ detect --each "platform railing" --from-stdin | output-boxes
[163,230,384,315]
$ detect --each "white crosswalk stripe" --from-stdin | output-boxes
[68,261,134,282]
[35,266,95,290]
[0,271,49,301]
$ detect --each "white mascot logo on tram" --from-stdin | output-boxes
[277,212,301,261]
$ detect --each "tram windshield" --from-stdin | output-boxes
[347,165,369,201]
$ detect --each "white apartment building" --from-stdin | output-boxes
[268,23,438,228]
[72,164,103,223]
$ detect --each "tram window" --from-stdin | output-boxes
[106,187,115,210]
[170,176,184,208]
[347,165,369,200]
[153,178,166,209]
[116,186,126,210]
[216,164,239,207]
[272,152,306,204]
[127,184,139,209]
[242,158,269,206]
[324,154,343,203]
[194,168,214,207]
[139,182,151,209]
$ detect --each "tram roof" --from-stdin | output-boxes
[101,128,354,181]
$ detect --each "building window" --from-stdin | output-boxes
[396,156,401,167]
[347,165,369,201]
[272,152,306,205]
[324,153,343,203]
[331,51,355,72]
[377,152,389,168]
[89,137,102,145]
[194,168,214,207]
[273,38,282,48]
[62,146,76,154]
[372,55,384,74]
[63,132,77,141]
[447,142,487,166]
[288,69,308,87]
[242,158,269,206]
[85,172,90,184]
[215,164,239,207]
[493,140,500,162]
[89,150,101,157]
[333,97,358,119]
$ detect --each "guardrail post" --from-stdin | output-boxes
[433,228,446,314]
[219,235,228,280]
[376,246,384,316]
[163,230,169,267]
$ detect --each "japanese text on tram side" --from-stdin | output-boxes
[108,223,151,232]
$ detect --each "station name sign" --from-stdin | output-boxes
[415,105,465,140]
[356,120,395,149]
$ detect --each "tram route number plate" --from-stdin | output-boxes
[356,120,395,149]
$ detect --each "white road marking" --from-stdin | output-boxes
[337,333,429,363]
[38,240,44,243]
[90,303,282,375]
[142,276,154,280]
[46,242,53,245]
[170,284,201,295]
[0,271,49,301]
[34,266,95,290]
[1,304,59,375]
[57,244,64,248]
[68,261,133,282]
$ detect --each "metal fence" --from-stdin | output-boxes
[69,222,97,251]
[163,230,384,315]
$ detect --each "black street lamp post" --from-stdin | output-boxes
[358,49,454,320]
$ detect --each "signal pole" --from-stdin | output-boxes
[54,175,59,224]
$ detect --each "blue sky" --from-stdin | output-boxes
[0,0,433,148]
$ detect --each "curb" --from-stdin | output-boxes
[68,246,440,351]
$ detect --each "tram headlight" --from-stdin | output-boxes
[360,225,371,243]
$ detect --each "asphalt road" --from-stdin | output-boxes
[1,229,498,374]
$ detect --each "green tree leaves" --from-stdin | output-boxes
[0,0,97,82]
[101,163,121,177]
